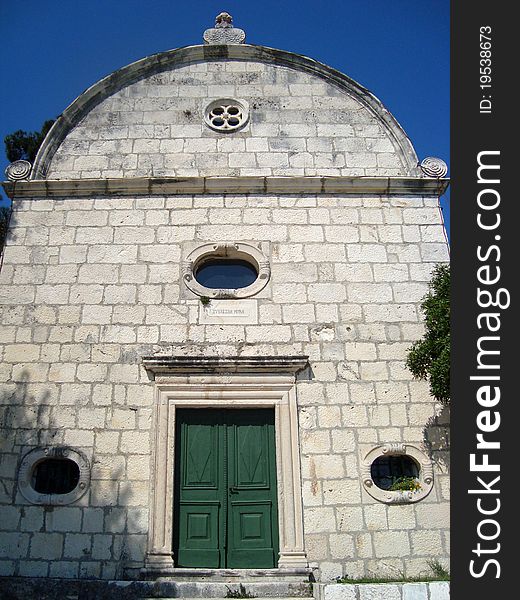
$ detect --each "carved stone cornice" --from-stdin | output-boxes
[2,176,449,199]
[141,355,309,375]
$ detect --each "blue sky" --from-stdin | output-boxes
[0,0,449,236]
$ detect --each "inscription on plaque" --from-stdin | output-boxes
[199,299,258,324]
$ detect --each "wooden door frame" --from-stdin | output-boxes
[142,356,309,574]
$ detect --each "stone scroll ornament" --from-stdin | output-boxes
[203,12,246,45]
[419,157,448,178]
[5,160,32,181]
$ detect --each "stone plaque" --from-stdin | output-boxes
[199,299,258,324]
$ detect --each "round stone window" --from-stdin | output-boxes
[18,447,90,505]
[370,454,420,492]
[32,458,80,494]
[361,444,434,504]
[183,242,270,299]
[195,259,258,290]
[204,99,249,132]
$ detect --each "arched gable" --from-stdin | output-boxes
[33,44,420,180]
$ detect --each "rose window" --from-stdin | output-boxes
[204,99,249,132]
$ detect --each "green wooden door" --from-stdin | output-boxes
[174,409,279,568]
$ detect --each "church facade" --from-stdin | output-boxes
[0,14,449,583]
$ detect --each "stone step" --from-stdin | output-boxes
[140,598,309,600]
[144,568,312,583]
[0,576,314,600]
[135,581,314,598]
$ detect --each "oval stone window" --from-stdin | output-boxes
[370,454,419,491]
[31,458,80,495]
[195,259,258,289]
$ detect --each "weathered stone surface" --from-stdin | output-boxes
[0,30,449,584]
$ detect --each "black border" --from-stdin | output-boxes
[452,2,514,596]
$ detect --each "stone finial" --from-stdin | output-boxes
[5,160,32,181]
[215,12,233,27]
[203,12,246,45]
[419,157,448,178]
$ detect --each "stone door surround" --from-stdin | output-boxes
[141,355,309,574]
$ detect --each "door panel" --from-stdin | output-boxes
[174,409,278,568]
[175,411,225,567]
[227,411,278,568]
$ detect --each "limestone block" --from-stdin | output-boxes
[329,533,355,559]
[246,325,292,343]
[347,244,387,262]
[127,456,151,480]
[401,583,428,600]
[360,363,389,381]
[108,409,135,431]
[79,561,101,578]
[82,509,104,533]
[373,531,411,558]
[49,561,79,577]
[0,506,21,530]
[17,560,48,577]
[120,431,151,454]
[333,505,364,533]
[353,532,374,559]
[76,364,108,383]
[4,344,40,363]
[92,534,113,560]
[64,429,94,446]
[356,585,402,600]
[30,533,63,560]
[364,504,388,530]
[403,208,440,225]
[323,479,361,505]
[324,225,359,243]
[331,430,356,453]
[112,305,145,324]
[66,210,108,227]
[254,302,280,325]
[308,283,346,303]
[272,263,317,283]
[302,479,323,507]
[109,364,140,384]
[35,285,70,305]
[303,507,336,533]
[411,530,443,556]
[64,533,92,558]
[338,361,361,381]
[348,383,377,405]
[304,455,345,479]
[319,562,344,582]
[387,505,417,530]
[123,481,149,506]
[88,245,137,264]
[420,243,450,262]
[77,408,107,429]
[428,582,450,600]
[364,304,417,323]
[342,405,369,427]
[301,430,331,453]
[78,264,118,284]
[305,244,347,263]
[91,386,114,408]
[316,405,341,428]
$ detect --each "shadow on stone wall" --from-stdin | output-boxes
[0,369,144,580]
[422,403,450,473]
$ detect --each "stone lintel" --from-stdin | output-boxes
[2,176,450,199]
[142,355,309,375]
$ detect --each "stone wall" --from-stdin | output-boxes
[0,191,449,580]
[47,59,411,179]
[315,582,450,600]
